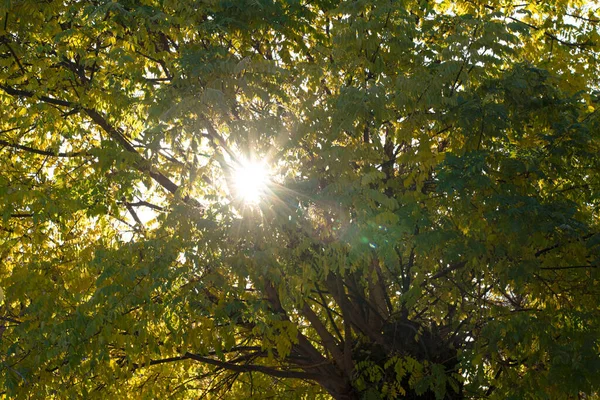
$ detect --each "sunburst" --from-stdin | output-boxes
[232,160,271,205]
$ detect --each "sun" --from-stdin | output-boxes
[232,160,270,204]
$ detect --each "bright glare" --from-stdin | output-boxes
[233,160,270,204]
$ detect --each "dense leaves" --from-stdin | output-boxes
[1,0,599,398]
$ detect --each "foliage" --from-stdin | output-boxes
[1,0,599,398]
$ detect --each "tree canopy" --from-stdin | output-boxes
[1,0,599,398]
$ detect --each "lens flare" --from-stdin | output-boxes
[232,160,270,204]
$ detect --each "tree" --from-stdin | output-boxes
[1,0,599,398]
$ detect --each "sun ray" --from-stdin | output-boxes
[232,160,270,204]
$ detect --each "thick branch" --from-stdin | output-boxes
[263,283,329,368]
[184,352,321,380]
[314,285,344,342]
[368,258,390,321]
[325,273,387,347]
[301,303,348,376]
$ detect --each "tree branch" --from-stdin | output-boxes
[534,233,596,258]
[0,85,72,107]
[325,273,387,347]
[0,84,187,198]
[429,260,468,280]
[9,213,32,218]
[301,303,347,376]
[263,282,329,369]
[1,37,26,75]
[540,265,597,271]
[486,5,595,49]
[183,352,321,380]
[314,285,344,342]
[123,201,165,212]
[0,139,89,157]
